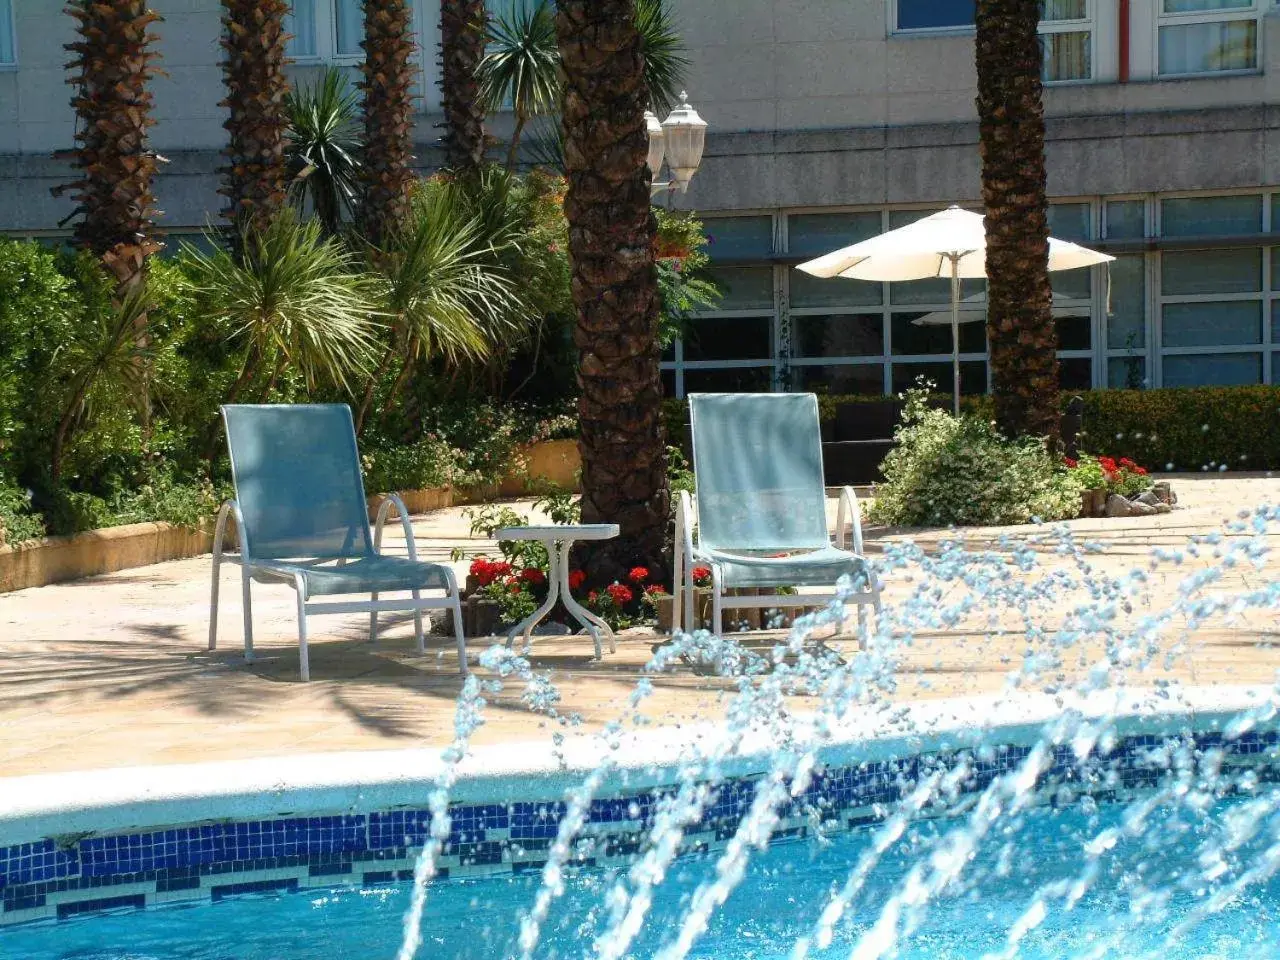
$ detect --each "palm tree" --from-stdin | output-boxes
[183,213,381,420]
[219,0,291,240]
[477,0,559,171]
[55,0,164,296]
[361,0,417,247]
[439,0,488,172]
[285,67,362,237]
[355,180,526,431]
[975,0,1059,443]
[479,0,688,173]
[555,0,669,584]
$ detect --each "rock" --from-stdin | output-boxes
[532,622,572,636]
[1105,494,1134,518]
[1135,491,1160,506]
[1154,503,1172,514]
[1153,481,1176,505]
[1129,500,1158,517]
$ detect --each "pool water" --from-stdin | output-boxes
[4,797,1279,960]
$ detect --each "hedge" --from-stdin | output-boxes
[662,386,1280,472]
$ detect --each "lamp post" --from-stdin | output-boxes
[646,92,707,197]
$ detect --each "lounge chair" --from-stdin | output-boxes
[208,404,466,681]
[673,393,882,640]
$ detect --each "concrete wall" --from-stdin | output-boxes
[1,1,1280,230]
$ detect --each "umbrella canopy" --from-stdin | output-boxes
[912,290,1088,326]
[796,206,1112,281]
[795,205,1114,415]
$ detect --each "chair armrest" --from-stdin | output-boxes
[213,499,248,563]
[835,486,865,556]
[374,493,419,562]
[676,490,697,568]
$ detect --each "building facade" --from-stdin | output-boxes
[1,1,1279,397]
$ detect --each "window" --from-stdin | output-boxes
[287,0,364,60]
[1040,0,1092,82]
[0,0,14,66]
[1158,0,1259,76]
[896,0,974,31]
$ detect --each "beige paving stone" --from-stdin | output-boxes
[0,474,1277,780]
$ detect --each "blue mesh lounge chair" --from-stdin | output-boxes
[208,404,466,681]
[673,393,882,641]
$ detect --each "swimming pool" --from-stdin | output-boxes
[4,794,1278,959]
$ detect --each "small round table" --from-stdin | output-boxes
[495,524,620,659]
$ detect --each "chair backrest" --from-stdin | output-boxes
[688,393,830,552]
[222,404,373,560]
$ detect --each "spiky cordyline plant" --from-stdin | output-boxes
[183,213,382,405]
[219,0,291,241]
[285,67,362,238]
[477,0,559,171]
[56,0,164,295]
[361,0,417,246]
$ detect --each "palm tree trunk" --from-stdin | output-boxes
[219,0,290,242]
[355,344,397,434]
[505,109,528,173]
[439,0,487,173]
[555,0,669,585]
[975,0,1059,444]
[361,0,416,246]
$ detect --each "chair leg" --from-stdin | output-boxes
[411,589,425,654]
[240,563,254,663]
[293,576,310,682]
[368,591,379,644]
[712,585,723,636]
[209,551,221,653]
[444,570,467,675]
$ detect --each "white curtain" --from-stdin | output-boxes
[1043,31,1091,81]
[335,0,363,57]
[1163,0,1252,12]
[285,0,317,58]
[1160,19,1257,74]
[0,0,14,64]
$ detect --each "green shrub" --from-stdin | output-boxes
[869,389,1083,527]
[0,480,46,545]
[361,436,466,493]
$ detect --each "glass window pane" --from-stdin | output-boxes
[705,217,773,262]
[1107,255,1146,349]
[1163,0,1252,11]
[791,271,882,308]
[661,369,676,397]
[1106,200,1145,239]
[1043,0,1088,19]
[1271,247,1280,288]
[1051,267,1092,300]
[1056,310,1092,351]
[793,315,884,358]
[1162,301,1261,347]
[1161,195,1262,236]
[1161,248,1261,295]
[286,0,317,58]
[1271,300,1280,342]
[684,316,772,361]
[892,312,986,356]
[1048,203,1091,242]
[708,266,774,311]
[1163,353,1261,387]
[891,361,986,395]
[898,0,974,29]
[684,367,774,393]
[890,277,985,305]
[0,0,13,64]
[335,0,364,56]
[1108,356,1147,389]
[1159,20,1257,75]
[1043,32,1091,82]
[793,364,884,396]
[1274,353,1280,384]
[787,212,882,259]
[1059,357,1092,391]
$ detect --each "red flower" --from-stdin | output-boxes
[691,565,712,586]
[645,584,666,596]
[587,590,598,604]
[519,567,546,586]
[470,557,498,587]
[605,583,633,605]
[1098,457,1118,472]
[628,566,650,584]
[1119,457,1136,468]
[568,569,586,591]
[509,582,523,594]
[1063,458,1078,469]
[1135,466,1148,475]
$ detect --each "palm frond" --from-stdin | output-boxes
[477,1,560,118]
[285,67,363,236]
[635,0,689,113]
[524,119,565,174]
[183,214,381,392]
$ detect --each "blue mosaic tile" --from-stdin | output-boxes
[0,840,78,889]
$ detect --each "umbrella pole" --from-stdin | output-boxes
[949,255,960,416]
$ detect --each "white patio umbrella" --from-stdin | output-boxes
[911,289,1087,325]
[796,206,1113,414]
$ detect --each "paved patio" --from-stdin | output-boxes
[2,475,1278,779]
